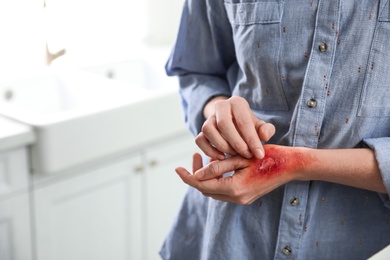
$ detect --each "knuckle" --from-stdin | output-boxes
[214,99,226,108]
[230,95,243,104]
[208,161,220,176]
[201,123,213,135]
[216,117,230,130]
[195,134,204,146]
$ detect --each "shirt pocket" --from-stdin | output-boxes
[224,0,288,111]
[358,1,390,117]
[224,0,282,25]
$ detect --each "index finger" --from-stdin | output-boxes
[175,166,234,195]
[194,155,248,180]
[231,100,265,159]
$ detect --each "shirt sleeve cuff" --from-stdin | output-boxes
[179,75,231,136]
[363,137,390,205]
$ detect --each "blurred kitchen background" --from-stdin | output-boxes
[0,1,198,260]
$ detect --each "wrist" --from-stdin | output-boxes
[289,147,318,182]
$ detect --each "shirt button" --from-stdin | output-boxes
[282,246,292,255]
[319,43,328,52]
[307,99,317,108]
[290,197,300,206]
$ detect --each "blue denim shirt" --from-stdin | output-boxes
[162,0,390,259]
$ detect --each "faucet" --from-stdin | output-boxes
[43,0,66,65]
[45,43,66,65]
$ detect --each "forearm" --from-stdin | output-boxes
[296,147,386,193]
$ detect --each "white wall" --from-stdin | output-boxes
[0,0,183,77]
[0,1,46,79]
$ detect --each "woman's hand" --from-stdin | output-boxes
[196,96,276,160]
[175,145,307,205]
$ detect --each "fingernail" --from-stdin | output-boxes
[255,148,264,159]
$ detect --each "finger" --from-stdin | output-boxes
[201,115,237,156]
[194,156,246,180]
[175,167,198,188]
[192,153,203,173]
[256,121,276,142]
[215,101,252,158]
[195,133,226,160]
[178,167,247,202]
[176,166,229,194]
[230,106,264,159]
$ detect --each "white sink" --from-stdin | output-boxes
[81,55,177,91]
[0,69,185,175]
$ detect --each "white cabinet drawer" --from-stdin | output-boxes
[0,147,30,198]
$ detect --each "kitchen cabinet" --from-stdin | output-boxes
[0,147,33,260]
[33,153,144,260]
[0,191,33,260]
[33,131,197,260]
[144,134,197,260]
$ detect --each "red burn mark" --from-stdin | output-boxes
[257,157,278,172]
[243,145,308,184]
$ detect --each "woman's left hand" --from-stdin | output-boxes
[175,145,304,205]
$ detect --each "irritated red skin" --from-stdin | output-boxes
[243,145,309,184]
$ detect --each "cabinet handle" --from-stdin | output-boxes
[149,159,158,167]
[134,165,144,173]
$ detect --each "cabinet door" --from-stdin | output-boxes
[144,133,197,260]
[0,148,30,198]
[34,154,144,260]
[0,192,33,260]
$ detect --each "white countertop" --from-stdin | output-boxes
[0,116,35,152]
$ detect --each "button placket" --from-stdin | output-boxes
[292,0,340,149]
[274,1,341,259]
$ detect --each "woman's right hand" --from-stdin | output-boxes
[196,96,276,160]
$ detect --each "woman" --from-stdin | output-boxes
[161,1,390,259]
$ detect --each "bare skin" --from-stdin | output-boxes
[176,145,386,205]
[196,96,275,160]
[176,96,387,205]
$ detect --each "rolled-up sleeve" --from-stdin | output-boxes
[364,137,390,204]
[166,0,236,136]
